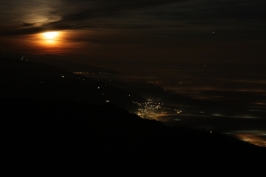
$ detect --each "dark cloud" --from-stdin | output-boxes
[52,0,266,31]
[1,0,265,36]
[200,0,266,20]
[20,22,36,28]
[0,0,265,51]
[50,0,188,28]
[1,0,185,35]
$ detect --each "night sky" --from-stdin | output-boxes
[1,0,266,146]
[1,0,266,63]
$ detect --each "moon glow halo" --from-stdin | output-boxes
[41,32,60,44]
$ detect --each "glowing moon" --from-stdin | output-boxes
[41,31,60,43]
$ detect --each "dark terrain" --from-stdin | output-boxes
[0,57,145,111]
[1,56,266,175]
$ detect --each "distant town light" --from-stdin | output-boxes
[177,110,182,114]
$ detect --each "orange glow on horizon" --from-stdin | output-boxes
[234,133,266,147]
[29,30,93,55]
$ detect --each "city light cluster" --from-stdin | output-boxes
[133,99,182,120]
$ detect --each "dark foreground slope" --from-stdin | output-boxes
[1,98,266,176]
[0,57,144,111]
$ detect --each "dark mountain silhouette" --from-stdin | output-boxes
[1,56,266,175]
[1,98,265,176]
[0,57,145,111]
[28,54,117,74]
